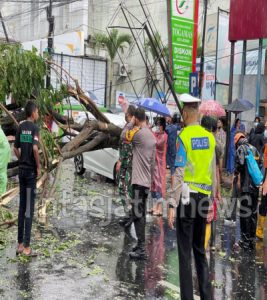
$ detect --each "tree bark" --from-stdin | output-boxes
[61,123,95,153]
[62,132,107,160]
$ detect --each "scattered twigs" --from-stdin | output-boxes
[0,217,17,227]
[0,172,48,207]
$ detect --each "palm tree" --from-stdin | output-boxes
[144,31,168,62]
[144,31,169,97]
[93,29,132,107]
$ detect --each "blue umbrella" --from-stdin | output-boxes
[138,98,171,117]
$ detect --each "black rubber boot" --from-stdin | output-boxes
[129,245,147,260]
[119,216,132,228]
[132,244,138,252]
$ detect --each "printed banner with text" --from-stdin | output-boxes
[169,0,199,94]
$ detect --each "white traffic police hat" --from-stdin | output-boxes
[179,93,201,103]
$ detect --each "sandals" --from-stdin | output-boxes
[23,250,38,257]
[153,211,163,216]
[16,248,24,256]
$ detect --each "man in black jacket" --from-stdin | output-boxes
[234,132,262,250]
[249,122,265,154]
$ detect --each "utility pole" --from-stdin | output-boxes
[46,0,54,88]
[224,41,235,167]
[199,0,208,99]
[0,10,9,43]
[255,38,263,117]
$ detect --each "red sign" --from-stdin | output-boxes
[229,0,267,41]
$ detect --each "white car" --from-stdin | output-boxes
[74,113,126,180]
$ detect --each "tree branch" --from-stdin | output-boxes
[62,132,107,160]
[0,103,19,128]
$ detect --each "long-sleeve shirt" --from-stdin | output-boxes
[122,121,156,188]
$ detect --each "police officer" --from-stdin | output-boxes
[168,94,216,300]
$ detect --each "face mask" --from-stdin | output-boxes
[254,122,259,127]
[264,130,267,139]
[152,126,157,132]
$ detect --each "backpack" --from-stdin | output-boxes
[241,145,263,186]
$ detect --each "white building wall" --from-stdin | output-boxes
[0,1,88,42]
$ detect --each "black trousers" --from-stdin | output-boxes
[18,169,36,247]
[176,192,211,300]
[239,191,258,245]
[260,171,267,216]
[259,194,267,216]
[131,184,149,249]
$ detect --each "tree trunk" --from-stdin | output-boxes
[107,60,114,108]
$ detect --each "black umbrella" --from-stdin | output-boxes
[239,99,254,110]
[224,98,252,117]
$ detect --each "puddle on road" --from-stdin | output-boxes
[0,161,267,299]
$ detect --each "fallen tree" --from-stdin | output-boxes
[0,44,123,211]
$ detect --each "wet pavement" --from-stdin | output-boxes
[0,161,267,299]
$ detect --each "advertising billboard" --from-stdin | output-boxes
[22,31,85,56]
[204,13,217,56]
[168,0,199,94]
[216,13,231,85]
[229,0,267,41]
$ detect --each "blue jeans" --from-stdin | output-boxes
[18,169,36,247]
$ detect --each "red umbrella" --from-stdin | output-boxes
[199,100,226,117]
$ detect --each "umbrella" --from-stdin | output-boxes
[138,98,171,117]
[199,100,226,117]
[224,98,251,114]
[239,99,254,110]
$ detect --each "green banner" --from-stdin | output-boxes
[169,0,198,94]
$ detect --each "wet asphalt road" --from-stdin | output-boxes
[0,161,267,300]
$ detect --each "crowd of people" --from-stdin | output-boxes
[116,97,267,299]
[1,97,267,299]
[225,116,267,246]
[116,97,219,298]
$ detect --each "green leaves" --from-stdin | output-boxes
[0,44,46,105]
[92,29,132,62]
[144,31,169,62]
